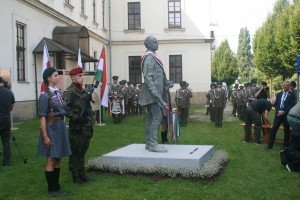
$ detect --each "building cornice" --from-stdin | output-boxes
[112,38,214,45]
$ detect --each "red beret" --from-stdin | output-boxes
[69,67,83,75]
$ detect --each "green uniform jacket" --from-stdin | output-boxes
[63,83,94,126]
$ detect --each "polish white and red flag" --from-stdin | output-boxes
[40,42,51,93]
[77,48,83,68]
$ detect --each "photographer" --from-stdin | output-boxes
[0,77,15,166]
[255,81,270,100]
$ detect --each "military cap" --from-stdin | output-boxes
[112,76,119,80]
[261,81,267,86]
[234,84,239,88]
[251,79,257,83]
[186,83,189,87]
[119,80,124,85]
[180,81,187,87]
[43,67,57,81]
[216,80,222,85]
[127,81,132,85]
[69,67,83,75]
[138,84,142,88]
[239,85,244,89]
[210,82,216,87]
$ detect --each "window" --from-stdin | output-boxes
[129,56,142,84]
[93,0,96,22]
[128,2,141,30]
[169,55,182,83]
[168,0,181,28]
[81,0,85,14]
[55,53,65,70]
[16,23,26,81]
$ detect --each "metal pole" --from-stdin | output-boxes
[109,0,112,84]
[296,73,299,102]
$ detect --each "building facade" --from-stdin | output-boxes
[0,0,213,120]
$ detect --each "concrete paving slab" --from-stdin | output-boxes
[102,144,214,170]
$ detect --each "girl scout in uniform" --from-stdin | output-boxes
[37,67,71,197]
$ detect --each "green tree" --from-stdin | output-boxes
[211,40,238,85]
[253,0,290,81]
[275,2,295,80]
[236,27,253,82]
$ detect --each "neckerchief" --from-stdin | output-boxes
[140,50,164,72]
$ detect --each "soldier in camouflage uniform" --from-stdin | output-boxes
[109,76,123,124]
[175,81,193,127]
[63,67,94,184]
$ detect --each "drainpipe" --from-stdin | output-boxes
[109,0,112,84]
[34,54,38,116]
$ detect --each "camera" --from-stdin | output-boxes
[4,81,11,89]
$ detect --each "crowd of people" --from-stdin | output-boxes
[206,78,300,172]
[1,35,300,197]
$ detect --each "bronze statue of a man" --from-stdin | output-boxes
[139,36,173,153]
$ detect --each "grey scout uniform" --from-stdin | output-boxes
[139,52,171,151]
[63,83,94,175]
[175,88,192,126]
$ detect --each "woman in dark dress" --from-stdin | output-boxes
[37,67,71,197]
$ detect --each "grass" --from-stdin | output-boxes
[1,105,300,200]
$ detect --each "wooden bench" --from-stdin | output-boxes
[240,123,285,143]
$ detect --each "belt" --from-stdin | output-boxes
[288,114,300,120]
[54,116,64,120]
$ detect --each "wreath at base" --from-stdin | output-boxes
[87,150,228,180]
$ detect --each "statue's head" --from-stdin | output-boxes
[144,36,159,51]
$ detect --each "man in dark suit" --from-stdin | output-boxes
[268,81,296,149]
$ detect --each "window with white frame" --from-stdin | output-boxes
[168,0,181,28]
[128,2,141,30]
[129,56,142,84]
[169,55,182,83]
[16,23,26,81]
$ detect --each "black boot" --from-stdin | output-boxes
[71,171,84,184]
[53,168,60,190]
[79,169,90,182]
[45,171,66,197]
[161,131,169,144]
[205,108,209,115]
[54,168,67,195]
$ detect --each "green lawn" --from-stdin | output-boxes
[1,106,299,200]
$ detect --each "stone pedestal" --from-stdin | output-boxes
[102,144,214,170]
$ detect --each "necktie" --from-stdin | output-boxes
[280,92,287,109]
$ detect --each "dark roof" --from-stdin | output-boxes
[32,37,98,62]
[53,26,89,37]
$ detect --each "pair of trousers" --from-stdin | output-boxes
[145,103,162,147]
[268,115,290,148]
[0,118,11,165]
[244,106,262,142]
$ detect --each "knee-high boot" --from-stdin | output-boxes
[45,171,56,193]
[161,131,169,144]
[53,168,60,190]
